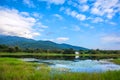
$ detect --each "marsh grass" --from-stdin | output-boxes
[110,59,120,64]
[0,58,120,80]
[0,52,120,57]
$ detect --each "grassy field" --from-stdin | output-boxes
[110,59,120,64]
[0,58,120,80]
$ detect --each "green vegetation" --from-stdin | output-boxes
[110,59,120,64]
[0,44,120,55]
[0,52,120,60]
[0,58,50,80]
[0,58,120,80]
[0,35,87,50]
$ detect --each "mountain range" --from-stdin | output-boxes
[0,35,88,50]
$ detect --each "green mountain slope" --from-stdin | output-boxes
[0,35,88,50]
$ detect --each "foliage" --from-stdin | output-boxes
[0,58,120,80]
[0,44,120,56]
[110,59,120,64]
[0,35,87,50]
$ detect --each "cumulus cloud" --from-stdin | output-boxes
[67,0,78,7]
[36,22,48,29]
[21,12,30,16]
[67,1,89,12]
[91,0,120,19]
[78,0,87,4]
[41,0,65,5]
[0,7,47,38]
[92,17,104,23]
[23,0,35,8]
[56,37,69,42]
[81,5,89,12]
[32,12,43,19]
[65,8,86,21]
[43,37,69,42]
[53,14,63,20]
[87,17,104,23]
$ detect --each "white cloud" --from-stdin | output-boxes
[36,22,48,28]
[32,12,42,18]
[53,14,63,20]
[101,36,120,43]
[78,0,87,4]
[91,0,120,19]
[56,37,69,42]
[76,14,86,21]
[92,17,104,23]
[81,5,89,12]
[50,0,65,4]
[67,1,89,12]
[108,22,117,26]
[43,37,69,42]
[82,23,94,29]
[21,12,29,16]
[41,0,65,5]
[43,38,54,42]
[23,0,35,8]
[65,8,86,21]
[0,7,47,38]
[87,17,104,23]
[67,0,78,7]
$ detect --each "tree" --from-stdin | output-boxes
[63,48,75,54]
[7,47,16,53]
[14,46,21,52]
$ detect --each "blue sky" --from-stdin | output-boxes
[0,0,120,50]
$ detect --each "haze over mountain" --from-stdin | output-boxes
[0,35,87,50]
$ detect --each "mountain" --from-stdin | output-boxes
[0,35,88,50]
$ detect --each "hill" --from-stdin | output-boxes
[0,35,88,50]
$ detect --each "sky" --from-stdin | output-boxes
[0,0,120,50]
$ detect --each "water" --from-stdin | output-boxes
[21,56,120,73]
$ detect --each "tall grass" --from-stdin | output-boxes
[0,52,120,57]
[0,58,50,80]
[110,59,120,64]
[0,58,120,80]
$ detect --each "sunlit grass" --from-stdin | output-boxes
[0,52,120,57]
[0,58,120,80]
[0,58,50,80]
[110,59,120,64]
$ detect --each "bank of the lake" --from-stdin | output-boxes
[110,59,120,64]
[0,52,120,58]
[0,58,120,80]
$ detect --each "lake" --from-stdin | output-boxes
[21,55,120,73]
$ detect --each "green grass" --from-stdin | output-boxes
[0,58,120,80]
[0,52,120,57]
[110,59,120,64]
[0,58,51,80]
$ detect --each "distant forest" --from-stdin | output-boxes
[0,44,120,54]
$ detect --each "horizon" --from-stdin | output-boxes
[0,0,120,50]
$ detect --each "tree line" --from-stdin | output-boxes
[0,44,120,54]
[0,44,75,54]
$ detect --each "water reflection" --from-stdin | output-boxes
[21,58,120,73]
[21,55,120,73]
[30,55,118,60]
[1,54,119,60]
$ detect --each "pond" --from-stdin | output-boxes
[21,55,120,73]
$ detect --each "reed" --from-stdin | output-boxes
[0,58,120,80]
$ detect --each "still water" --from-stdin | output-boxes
[21,56,120,73]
